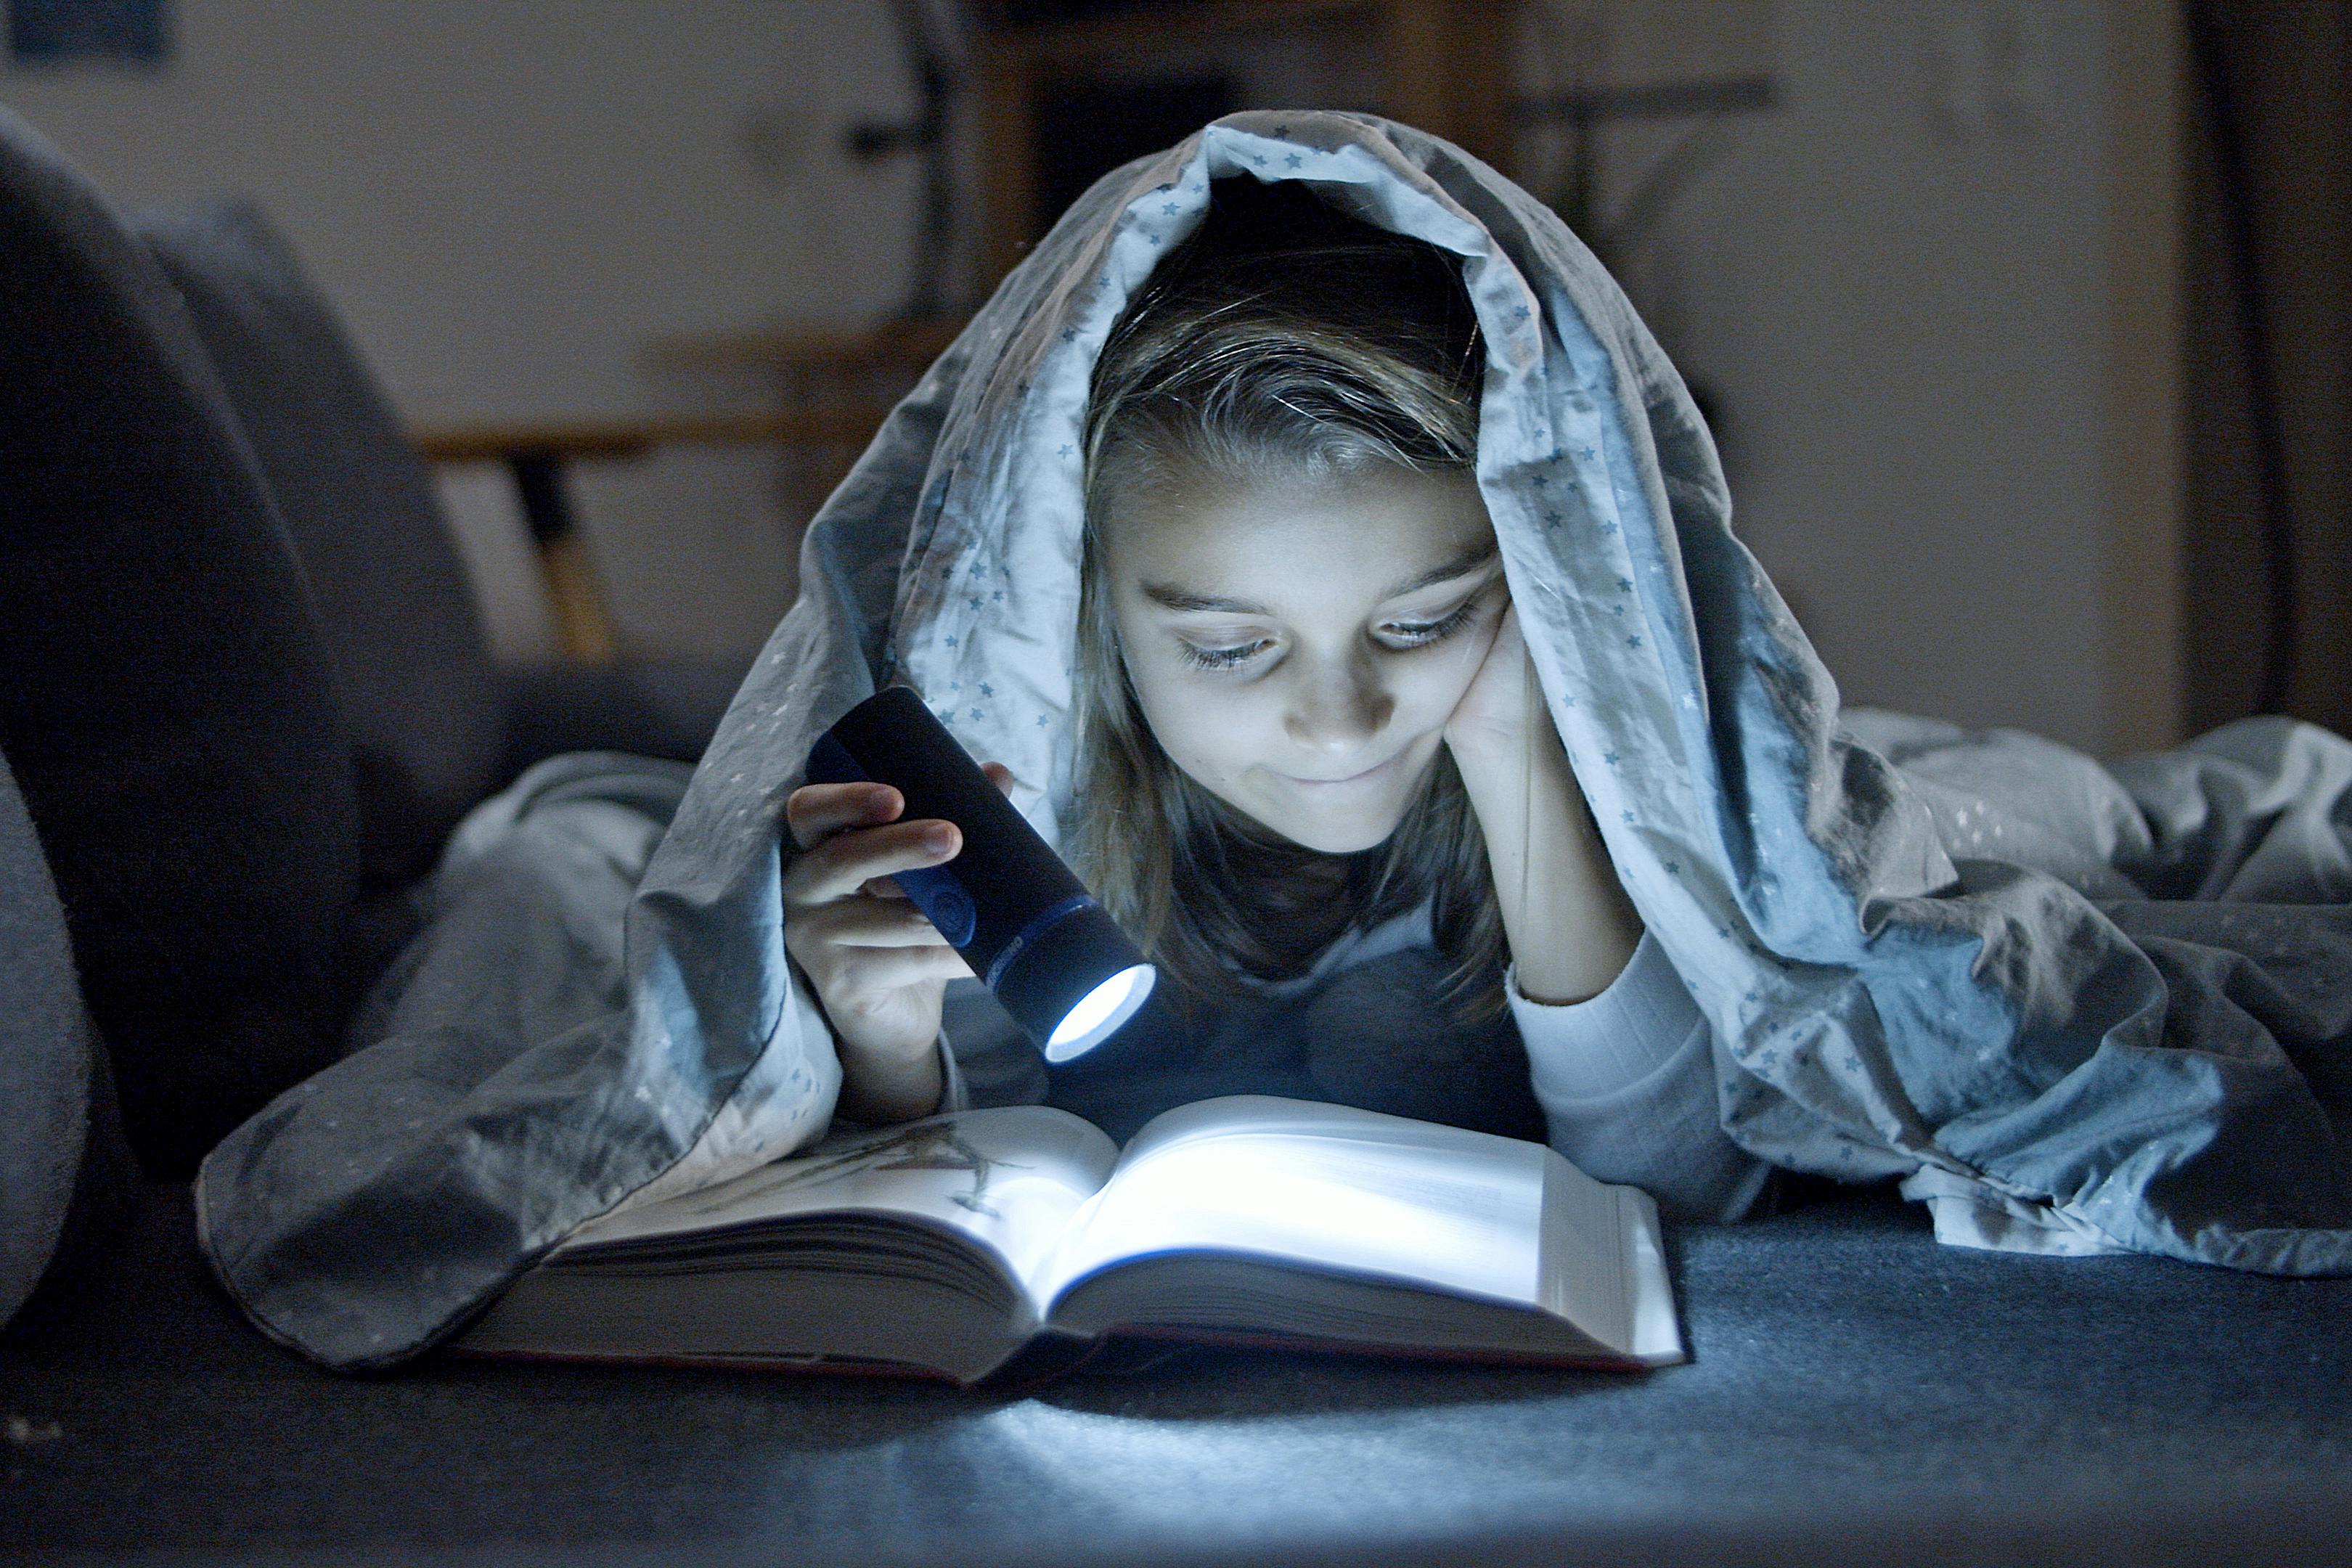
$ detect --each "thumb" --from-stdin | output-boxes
[980,761,1015,796]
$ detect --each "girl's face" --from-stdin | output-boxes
[1101,464,1506,854]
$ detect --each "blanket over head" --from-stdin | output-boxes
[197,113,2352,1370]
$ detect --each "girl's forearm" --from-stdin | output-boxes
[1452,718,1643,1005]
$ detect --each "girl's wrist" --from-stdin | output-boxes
[832,1024,947,1122]
[1440,728,1515,795]
[835,1039,944,1124]
[1450,717,1645,1006]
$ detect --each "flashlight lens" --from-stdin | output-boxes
[1042,964,1156,1063]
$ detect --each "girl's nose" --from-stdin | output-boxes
[1283,650,1393,755]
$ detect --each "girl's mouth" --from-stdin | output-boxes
[1279,754,1399,789]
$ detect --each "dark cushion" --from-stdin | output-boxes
[136,200,510,897]
[0,107,358,1175]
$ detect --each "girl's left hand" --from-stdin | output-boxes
[1443,599,1538,767]
[1442,597,1643,1003]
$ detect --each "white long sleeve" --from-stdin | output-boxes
[1508,931,1771,1222]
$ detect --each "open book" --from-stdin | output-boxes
[460,1095,1684,1384]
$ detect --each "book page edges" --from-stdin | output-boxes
[1530,1152,1682,1367]
[1616,1185,1686,1366]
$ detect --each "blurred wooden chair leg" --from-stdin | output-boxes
[507,449,621,665]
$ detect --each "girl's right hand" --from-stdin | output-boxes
[780,767,1009,1121]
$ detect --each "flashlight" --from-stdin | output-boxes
[805,686,1157,1062]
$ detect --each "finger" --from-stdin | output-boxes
[857,770,1003,896]
[829,942,976,997]
[786,819,955,906]
[799,894,960,950]
[783,818,961,906]
[786,896,975,968]
[786,781,902,852]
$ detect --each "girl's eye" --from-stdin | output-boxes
[1383,601,1479,648]
[1177,638,1271,671]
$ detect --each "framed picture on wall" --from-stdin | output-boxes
[7,0,173,67]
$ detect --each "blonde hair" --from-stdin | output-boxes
[1070,180,1506,1018]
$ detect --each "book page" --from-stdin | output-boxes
[1036,1096,1546,1312]
[559,1106,1120,1294]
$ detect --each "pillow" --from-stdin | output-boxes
[136,200,510,897]
[0,107,358,1174]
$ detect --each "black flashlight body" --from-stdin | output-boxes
[805,686,1154,1061]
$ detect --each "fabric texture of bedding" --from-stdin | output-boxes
[195,112,2352,1371]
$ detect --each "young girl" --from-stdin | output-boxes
[199,115,2352,1370]
[780,181,1768,1222]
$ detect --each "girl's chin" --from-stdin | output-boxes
[1232,794,1410,855]
[1282,823,1402,854]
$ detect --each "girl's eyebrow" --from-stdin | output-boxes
[1140,541,1500,616]
[1140,584,1269,614]
[1381,540,1500,600]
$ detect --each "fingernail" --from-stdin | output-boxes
[923,825,957,854]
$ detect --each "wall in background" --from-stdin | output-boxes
[3,0,2181,756]
[1543,0,2178,756]
[2,0,920,663]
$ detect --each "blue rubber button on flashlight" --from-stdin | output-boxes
[894,867,977,947]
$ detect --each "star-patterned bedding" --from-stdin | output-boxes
[196,113,2352,1371]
